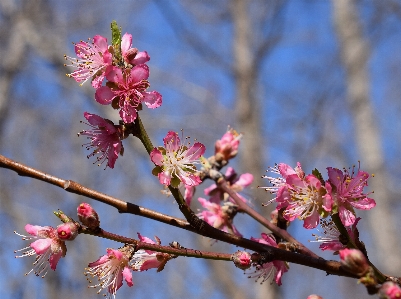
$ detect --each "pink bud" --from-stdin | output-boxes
[231,250,252,270]
[378,282,401,299]
[77,203,100,229]
[57,222,79,241]
[214,129,241,161]
[339,248,369,276]
[306,295,324,299]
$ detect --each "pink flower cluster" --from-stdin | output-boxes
[86,233,169,299]
[262,163,376,229]
[66,33,161,124]
[151,131,205,188]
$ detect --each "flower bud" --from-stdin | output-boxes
[77,203,100,229]
[378,282,401,299]
[57,222,79,241]
[339,248,369,276]
[306,295,324,299]
[231,251,252,270]
[214,129,241,161]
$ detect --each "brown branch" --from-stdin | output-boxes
[0,153,365,279]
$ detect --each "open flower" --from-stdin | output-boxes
[95,65,162,123]
[326,166,375,226]
[261,163,329,229]
[197,197,242,237]
[248,233,288,285]
[64,35,112,88]
[14,224,67,276]
[131,233,171,272]
[151,131,205,188]
[79,112,124,169]
[85,245,135,299]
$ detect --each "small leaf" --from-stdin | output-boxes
[152,166,162,176]
[111,20,122,48]
[312,168,325,185]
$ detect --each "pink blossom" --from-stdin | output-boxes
[197,197,242,237]
[379,282,401,299]
[95,65,162,123]
[86,245,134,298]
[130,233,169,272]
[14,224,67,276]
[231,251,252,270]
[121,33,150,66]
[204,167,253,204]
[64,35,112,88]
[57,222,79,241]
[312,217,360,252]
[326,166,376,226]
[79,112,124,169]
[261,163,329,229]
[248,233,289,285]
[77,202,100,229]
[150,131,205,188]
[339,248,369,276]
[214,128,241,161]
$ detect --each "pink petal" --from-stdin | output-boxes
[49,251,63,270]
[143,91,162,109]
[137,233,156,245]
[327,167,343,188]
[179,173,201,187]
[130,64,149,82]
[93,35,108,53]
[119,104,137,123]
[204,183,217,196]
[121,33,133,55]
[95,86,115,105]
[123,266,133,287]
[30,238,52,254]
[185,142,206,160]
[150,148,163,166]
[278,163,297,178]
[163,131,180,151]
[139,258,161,271]
[91,73,105,89]
[25,224,46,236]
[303,212,319,229]
[131,51,150,65]
[158,172,171,186]
[88,254,109,267]
[106,142,120,169]
[106,66,123,83]
[339,205,356,226]
[349,197,376,210]
[235,173,253,187]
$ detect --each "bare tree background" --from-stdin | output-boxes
[1,1,401,299]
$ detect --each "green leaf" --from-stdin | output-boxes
[111,20,122,47]
[152,166,162,176]
[312,168,325,185]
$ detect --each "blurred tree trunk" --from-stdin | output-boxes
[231,2,278,298]
[332,0,401,273]
[231,0,265,192]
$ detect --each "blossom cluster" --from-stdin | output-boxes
[261,163,376,229]
[65,25,162,169]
